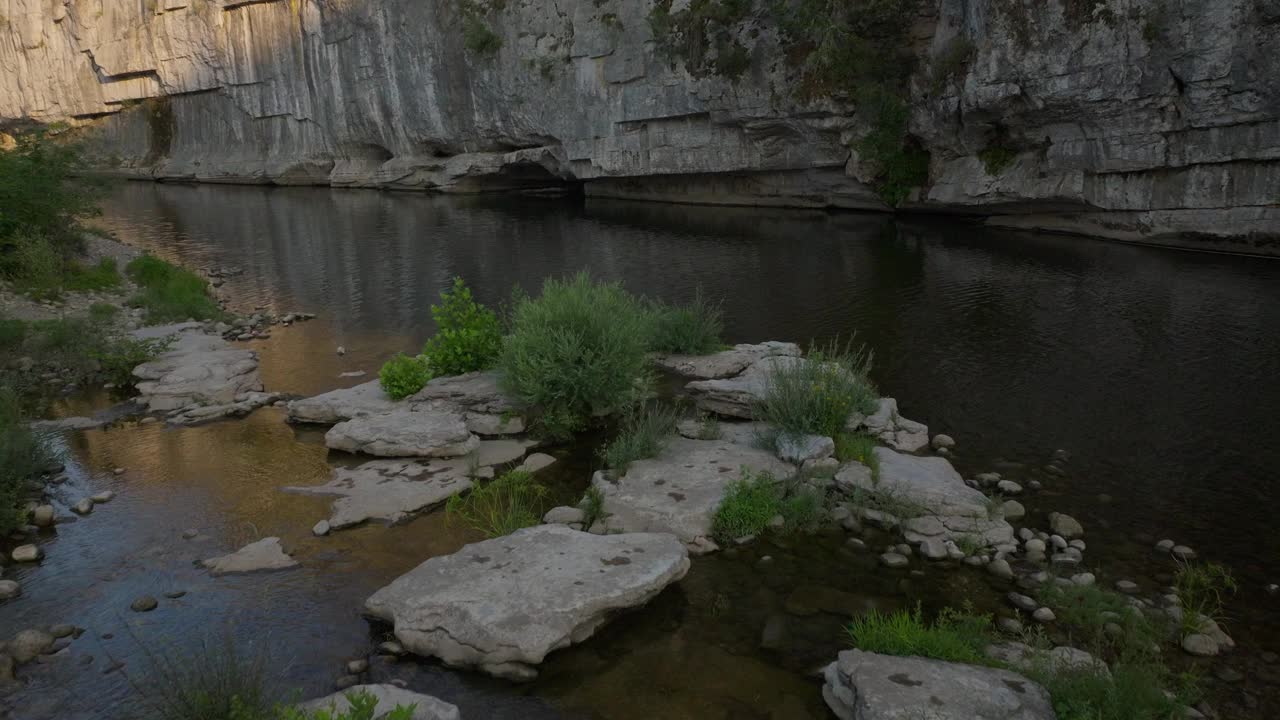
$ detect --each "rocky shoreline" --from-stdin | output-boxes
[0,262,1248,717]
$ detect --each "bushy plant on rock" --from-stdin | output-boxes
[378,353,432,400]
[422,277,502,376]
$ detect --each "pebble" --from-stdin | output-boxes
[113,468,125,475]
[32,505,55,527]
[931,434,955,450]
[1182,633,1218,657]
[1265,584,1278,596]
[50,624,75,639]
[1024,538,1046,554]
[163,590,187,599]
[1000,500,1025,520]
[1008,592,1038,612]
[182,528,199,539]
[0,579,22,600]
[346,659,369,674]
[1049,534,1068,550]
[336,346,346,356]
[1027,480,1042,490]
[11,544,43,562]
[1068,539,1086,551]
[378,641,406,656]
[987,559,1013,580]
[1032,607,1056,623]
[997,617,1023,634]
[312,520,331,537]
[1116,580,1140,594]
[72,498,94,515]
[1048,512,1084,539]
[1156,539,1175,552]
[1017,528,1034,542]
[90,491,115,503]
[1214,666,1244,683]
[996,480,1023,495]
[334,674,359,690]
[1071,572,1096,587]
[879,552,909,569]
[1172,545,1197,561]
[1261,651,1278,664]
[130,596,158,612]
[845,538,867,551]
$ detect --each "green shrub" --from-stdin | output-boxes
[780,488,825,532]
[753,338,878,441]
[126,255,223,323]
[581,485,606,528]
[846,605,993,665]
[1028,661,1193,720]
[599,402,678,473]
[378,353,432,400]
[92,335,172,389]
[0,390,55,534]
[422,277,502,376]
[446,470,547,538]
[89,302,121,322]
[0,317,27,350]
[1038,583,1164,660]
[647,290,724,354]
[834,432,879,476]
[64,257,122,291]
[0,131,99,250]
[1,230,64,297]
[500,272,653,440]
[711,469,782,543]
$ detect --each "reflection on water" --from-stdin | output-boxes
[3,182,1279,718]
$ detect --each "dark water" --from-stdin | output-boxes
[4,181,1280,718]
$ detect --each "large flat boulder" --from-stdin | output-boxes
[837,448,1014,548]
[685,355,804,418]
[595,436,795,553]
[299,684,460,720]
[823,649,1055,720]
[365,525,689,680]
[655,342,801,380]
[284,459,475,530]
[325,409,479,458]
[202,538,298,576]
[288,380,399,425]
[409,371,516,414]
[132,324,263,413]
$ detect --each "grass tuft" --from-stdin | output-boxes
[846,604,994,665]
[1173,560,1236,638]
[753,337,878,442]
[125,255,223,323]
[647,290,724,355]
[599,402,678,473]
[446,469,548,539]
[712,469,781,543]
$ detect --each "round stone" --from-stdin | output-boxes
[879,552,909,569]
[997,617,1023,634]
[1032,607,1056,623]
[49,624,75,639]
[90,491,115,503]
[931,434,956,450]
[1071,572,1096,587]
[1000,500,1026,520]
[1155,539,1175,552]
[1007,592,1038,612]
[1181,633,1218,657]
[11,544,42,562]
[31,505,55,528]
[1024,538,1046,554]
[312,520,331,537]
[987,559,1013,580]
[996,480,1023,495]
[346,659,369,674]
[182,528,199,539]
[1115,580,1140,594]
[0,579,22,600]
[1171,545,1197,561]
[130,596,158,612]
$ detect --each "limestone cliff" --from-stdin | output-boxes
[2,0,1276,253]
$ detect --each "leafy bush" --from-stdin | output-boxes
[89,302,121,322]
[64,257,122,291]
[753,338,878,441]
[0,390,55,534]
[647,291,724,354]
[422,277,502,376]
[126,255,223,323]
[834,432,878,467]
[379,353,432,400]
[846,605,993,665]
[711,469,782,543]
[0,131,99,245]
[779,488,825,532]
[446,470,547,538]
[93,335,173,389]
[1028,661,1193,720]
[500,272,653,440]
[599,402,678,473]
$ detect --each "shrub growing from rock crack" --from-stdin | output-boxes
[599,402,679,473]
[500,272,652,440]
[378,353,432,401]
[753,338,878,443]
[445,469,547,539]
[421,277,502,376]
[646,290,724,355]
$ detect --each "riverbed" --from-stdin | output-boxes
[4,181,1280,719]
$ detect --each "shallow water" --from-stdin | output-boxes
[4,182,1280,718]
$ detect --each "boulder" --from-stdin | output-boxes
[288,380,399,425]
[325,409,479,458]
[0,580,21,600]
[1048,512,1085,539]
[858,398,930,452]
[409,371,518,414]
[31,505,55,527]
[285,459,475,530]
[299,684,460,720]
[776,433,835,464]
[823,649,1055,720]
[8,629,54,664]
[517,453,557,473]
[686,355,804,418]
[132,324,264,413]
[365,525,689,680]
[654,342,801,380]
[11,545,42,563]
[592,436,795,553]
[167,391,283,426]
[202,538,299,576]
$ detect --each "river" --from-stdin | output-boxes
[4,181,1279,719]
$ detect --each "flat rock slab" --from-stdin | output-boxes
[284,459,475,530]
[655,342,801,380]
[132,324,263,412]
[167,390,282,426]
[409,371,517,414]
[595,436,795,553]
[365,525,689,680]
[202,537,299,575]
[288,380,400,425]
[685,355,804,418]
[823,649,1055,720]
[326,409,479,458]
[300,684,460,720]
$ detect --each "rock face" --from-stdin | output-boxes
[823,649,1055,720]
[325,409,479,458]
[202,537,299,576]
[655,342,801,380]
[365,525,690,680]
[288,380,399,425]
[132,324,264,415]
[284,459,474,530]
[299,685,460,720]
[593,436,796,553]
[858,398,930,453]
[4,1,1274,251]
[686,355,802,419]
